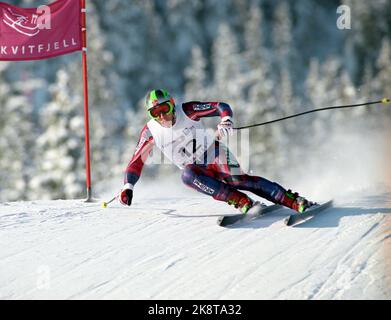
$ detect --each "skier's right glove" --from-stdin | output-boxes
[119,183,133,206]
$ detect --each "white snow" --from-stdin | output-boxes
[0,176,390,300]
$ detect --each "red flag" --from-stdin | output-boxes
[0,0,82,61]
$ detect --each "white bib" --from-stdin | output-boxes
[147,106,215,169]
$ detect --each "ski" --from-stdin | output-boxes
[284,200,333,227]
[217,203,283,227]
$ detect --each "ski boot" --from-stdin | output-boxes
[226,189,254,214]
[280,189,314,213]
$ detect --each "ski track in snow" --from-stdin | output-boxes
[0,190,390,300]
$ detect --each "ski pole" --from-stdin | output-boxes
[101,193,118,208]
[233,98,390,130]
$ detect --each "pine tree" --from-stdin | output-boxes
[305,56,360,152]
[357,62,379,127]
[374,38,391,104]
[212,23,242,101]
[272,0,301,89]
[358,62,374,101]
[305,58,329,145]
[342,0,391,81]
[66,1,121,190]
[244,4,264,70]
[94,0,150,107]
[276,67,302,172]
[0,63,36,201]
[184,45,208,100]
[273,1,292,69]
[30,69,85,199]
[337,70,358,115]
[246,64,279,177]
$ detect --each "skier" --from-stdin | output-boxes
[119,89,313,214]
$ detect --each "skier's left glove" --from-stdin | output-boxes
[217,117,234,137]
[119,183,133,206]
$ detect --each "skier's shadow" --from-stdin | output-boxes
[229,206,391,229]
[293,206,391,228]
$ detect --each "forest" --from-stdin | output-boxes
[0,0,390,201]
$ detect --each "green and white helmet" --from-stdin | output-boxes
[145,89,175,110]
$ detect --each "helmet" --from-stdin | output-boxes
[145,89,175,111]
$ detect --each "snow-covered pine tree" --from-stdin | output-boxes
[30,69,85,200]
[246,63,279,177]
[211,23,242,102]
[93,1,150,108]
[242,3,273,102]
[275,67,303,174]
[360,62,375,102]
[335,70,358,121]
[272,0,301,89]
[342,0,391,82]
[210,21,254,157]
[66,1,121,189]
[357,62,379,128]
[373,38,391,119]
[305,57,343,143]
[0,63,12,200]
[0,63,36,201]
[184,45,208,101]
[244,4,264,70]
[272,1,292,70]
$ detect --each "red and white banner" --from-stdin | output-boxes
[0,0,82,61]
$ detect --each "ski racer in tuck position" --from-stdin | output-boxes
[119,89,313,215]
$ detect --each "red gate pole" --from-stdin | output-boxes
[80,0,92,202]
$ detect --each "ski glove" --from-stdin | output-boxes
[217,117,234,137]
[119,183,133,206]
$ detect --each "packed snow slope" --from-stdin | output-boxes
[0,176,390,300]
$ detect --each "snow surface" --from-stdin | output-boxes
[0,176,390,300]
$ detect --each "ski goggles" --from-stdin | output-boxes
[148,102,174,120]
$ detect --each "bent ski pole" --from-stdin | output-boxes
[234,98,390,130]
[102,193,118,208]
